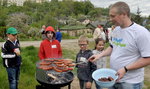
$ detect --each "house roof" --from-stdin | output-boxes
[86,20,107,29]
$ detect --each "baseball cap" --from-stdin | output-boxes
[6,27,18,34]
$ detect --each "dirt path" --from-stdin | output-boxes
[0,39,80,48]
[0,39,89,54]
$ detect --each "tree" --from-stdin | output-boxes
[0,6,8,26]
[88,8,102,19]
[133,7,142,25]
[83,1,94,15]
[0,0,8,6]
[6,13,30,34]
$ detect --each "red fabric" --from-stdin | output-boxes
[45,26,55,32]
[38,39,62,60]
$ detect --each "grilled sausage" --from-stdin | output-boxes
[68,68,73,70]
[53,67,63,72]
[68,63,76,67]
[39,61,51,65]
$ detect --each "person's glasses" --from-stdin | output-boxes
[79,44,87,46]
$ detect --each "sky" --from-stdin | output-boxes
[89,0,150,17]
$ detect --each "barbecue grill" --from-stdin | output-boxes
[36,59,74,89]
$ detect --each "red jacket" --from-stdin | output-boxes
[38,39,62,60]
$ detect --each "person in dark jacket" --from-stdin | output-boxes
[76,35,96,89]
[1,27,22,89]
[40,25,46,40]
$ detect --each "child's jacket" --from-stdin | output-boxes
[76,50,96,82]
[38,39,62,60]
[1,40,22,67]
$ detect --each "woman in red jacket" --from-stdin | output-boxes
[38,26,62,60]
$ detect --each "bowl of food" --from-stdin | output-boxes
[92,68,118,88]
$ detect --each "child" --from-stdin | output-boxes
[92,38,107,89]
[38,26,62,60]
[1,27,22,89]
[76,35,96,89]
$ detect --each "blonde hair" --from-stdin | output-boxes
[110,1,130,17]
[78,35,89,44]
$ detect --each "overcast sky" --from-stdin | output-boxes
[89,0,150,17]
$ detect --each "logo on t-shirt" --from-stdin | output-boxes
[112,37,126,47]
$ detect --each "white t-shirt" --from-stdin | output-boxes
[110,23,150,83]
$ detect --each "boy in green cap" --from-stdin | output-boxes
[1,27,22,89]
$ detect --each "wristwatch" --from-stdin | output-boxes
[124,66,128,72]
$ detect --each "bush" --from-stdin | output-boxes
[0,37,5,42]
[62,32,77,39]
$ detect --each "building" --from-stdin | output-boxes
[7,0,25,6]
[36,0,48,3]
[1,0,88,6]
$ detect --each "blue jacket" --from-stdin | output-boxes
[56,32,62,42]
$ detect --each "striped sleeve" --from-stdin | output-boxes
[1,42,16,58]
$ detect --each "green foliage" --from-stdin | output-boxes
[0,1,148,41]
[5,12,30,34]
[0,6,8,26]
[0,1,107,40]
[62,32,77,39]
[62,49,76,60]
[132,7,143,25]
[144,80,150,89]
[61,25,87,30]
[0,37,5,42]
[145,24,150,31]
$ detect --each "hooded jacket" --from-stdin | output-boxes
[38,39,62,60]
[76,50,96,82]
[39,26,62,60]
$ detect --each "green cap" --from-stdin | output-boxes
[6,27,18,34]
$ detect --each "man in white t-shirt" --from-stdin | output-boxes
[89,1,150,89]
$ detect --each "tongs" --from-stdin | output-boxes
[72,61,88,65]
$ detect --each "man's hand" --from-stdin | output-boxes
[116,67,126,81]
[88,54,101,62]
[88,47,112,62]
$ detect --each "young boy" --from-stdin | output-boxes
[76,35,96,89]
[38,26,62,60]
[1,27,22,89]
